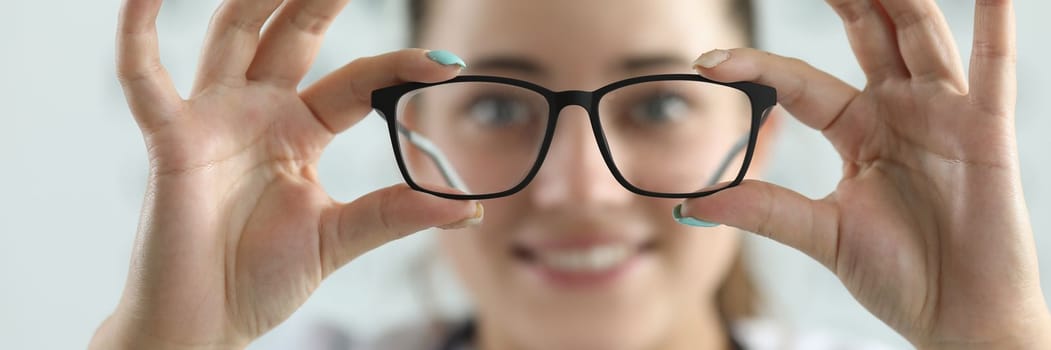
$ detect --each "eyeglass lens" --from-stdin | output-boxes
[393,80,753,196]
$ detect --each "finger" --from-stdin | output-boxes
[969,0,1017,114]
[192,0,284,93]
[679,180,840,270]
[879,0,966,85]
[825,0,909,81]
[694,48,870,155]
[246,0,352,86]
[318,184,482,276]
[300,49,464,134]
[116,0,182,128]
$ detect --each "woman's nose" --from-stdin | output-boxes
[528,106,632,208]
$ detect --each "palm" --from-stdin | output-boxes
[132,84,335,340]
[102,1,475,347]
[688,1,1049,347]
[827,79,1028,340]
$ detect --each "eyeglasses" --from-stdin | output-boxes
[371,74,776,200]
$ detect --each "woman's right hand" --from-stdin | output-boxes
[90,1,481,349]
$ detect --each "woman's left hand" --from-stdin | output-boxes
[684,1,1051,348]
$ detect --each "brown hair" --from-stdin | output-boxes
[406,0,761,321]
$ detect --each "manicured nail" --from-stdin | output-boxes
[673,204,720,228]
[692,49,730,69]
[426,50,467,69]
[439,202,484,230]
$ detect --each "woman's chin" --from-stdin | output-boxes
[498,310,666,350]
[492,270,672,350]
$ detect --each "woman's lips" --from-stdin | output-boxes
[511,238,655,288]
[537,244,634,272]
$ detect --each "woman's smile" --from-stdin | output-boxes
[511,232,658,288]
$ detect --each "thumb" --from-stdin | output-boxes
[319,184,482,275]
[691,48,858,135]
[677,180,839,270]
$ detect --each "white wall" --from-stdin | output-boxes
[1,1,1048,349]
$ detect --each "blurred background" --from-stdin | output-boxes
[1,1,1049,349]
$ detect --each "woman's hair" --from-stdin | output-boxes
[406,0,761,321]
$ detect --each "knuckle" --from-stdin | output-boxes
[968,96,1013,118]
[211,3,268,34]
[288,5,337,36]
[972,39,1016,62]
[346,60,373,105]
[373,188,400,234]
[756,50,781,66]
[754,183,777,237]
[779,74,809,106]
[889,8,934,32]
[116,59,165,85]
[784,56,812,70]
[828,0,873,25]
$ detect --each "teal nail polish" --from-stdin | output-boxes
[673,204,720,228]
[426,50,467,68]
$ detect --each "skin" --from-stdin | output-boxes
[417,1,755,349]
[90,0,1051,349]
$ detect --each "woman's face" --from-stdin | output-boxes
[419,0,753,348]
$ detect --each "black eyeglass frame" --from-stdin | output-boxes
[371,74,777,200]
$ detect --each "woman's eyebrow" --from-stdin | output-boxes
[468,56,546,76]
[621,54,690,72]
[466,54,687,77]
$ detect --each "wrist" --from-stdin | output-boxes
[90,313,247,350]
[917,312,1051,350]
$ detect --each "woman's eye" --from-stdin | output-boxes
[629,93,692,124]
[467,97,532,127]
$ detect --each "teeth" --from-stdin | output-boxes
[537,244,633,272]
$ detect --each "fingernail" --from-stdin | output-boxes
[439,202,484,230]
[426,50,467,69]
[673,204,720,228]
[692,49,730,69]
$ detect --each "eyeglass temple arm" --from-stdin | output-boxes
[704,108,774,187]
[705,137,747,186]
[392,121,472,193]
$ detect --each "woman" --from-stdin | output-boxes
[91,0,1051,349]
